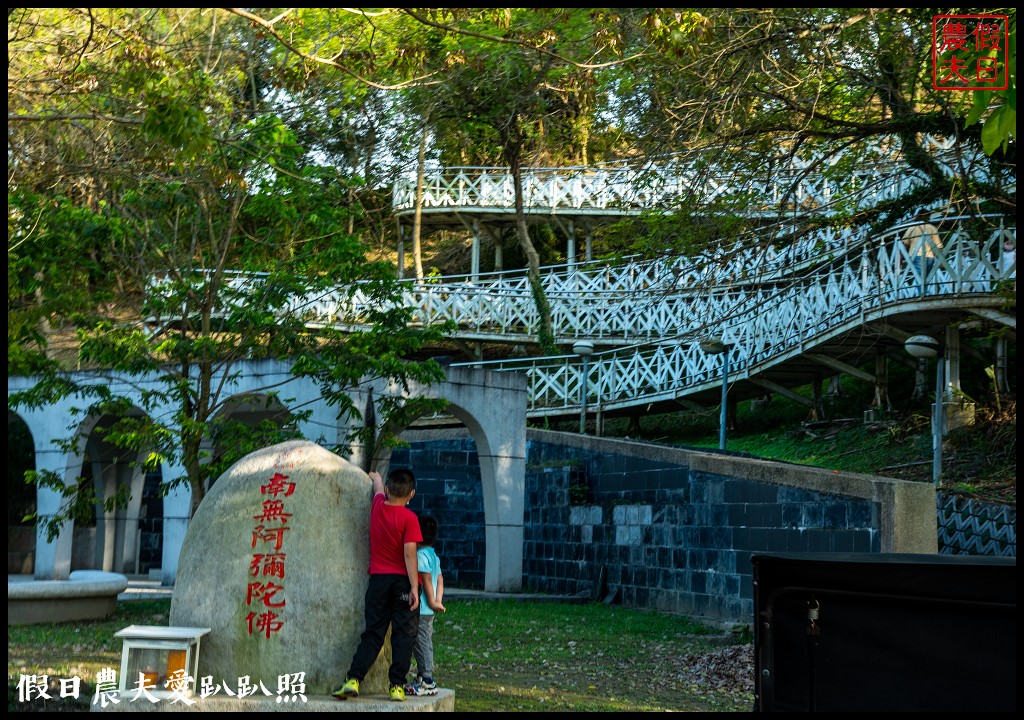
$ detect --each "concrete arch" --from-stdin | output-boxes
[8,411,37,574]
[369,365,528,592]
[204,391,296,492]
[8,392,90,580]
[55,403,154,577]
[9,361,529,590]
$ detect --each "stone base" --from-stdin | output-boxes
[89,690,455,712]
[940,401,975,433]
[8,571,128,625]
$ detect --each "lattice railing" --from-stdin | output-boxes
[458,219,1015,415]
[938,494,1016,557]
[147,130,1014,419]
[147,216,1015,415]
[393,135,988,216]
[290,213,1012,346]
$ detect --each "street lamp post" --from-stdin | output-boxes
[573,340,595,434]
[905,335,945,486]
[700,337,731,450]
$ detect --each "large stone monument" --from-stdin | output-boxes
[169,440,389,696]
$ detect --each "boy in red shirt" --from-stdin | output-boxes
[333,468,422,702]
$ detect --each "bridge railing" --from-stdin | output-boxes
[454,219,1015,415]
[147,212,1013,355]
[144,217,1014,416]
[297,208,994,342]
[393,135,986,217]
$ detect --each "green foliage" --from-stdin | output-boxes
[20,468,130,541]
[8,9,454,533]
[644,10,711,59]
[139,74,212,158]
[203,414,306,488]
[568,482,590,505]
[529,275,559,356]
[7,191,126,373]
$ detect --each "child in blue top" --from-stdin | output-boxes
[406,515,445,696]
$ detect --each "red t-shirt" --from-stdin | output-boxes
[368,493,423,575]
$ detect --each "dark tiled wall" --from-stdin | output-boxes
[398,437,881,623]
[393,441,486,589]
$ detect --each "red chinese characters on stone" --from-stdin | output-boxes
[250,553,286,579]
[262,473,296,498]
[246,472,296,637]
[246,610,285,639]
[247,581,286,608]
[251,525,290,551]
[254,499,292,525]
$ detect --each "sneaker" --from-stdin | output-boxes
[332,677,359,699]
[389,684,406,702]
[405,677,438,696]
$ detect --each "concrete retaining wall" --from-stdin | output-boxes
[399,428,936,625]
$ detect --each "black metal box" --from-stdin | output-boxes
[752,552,1016,712]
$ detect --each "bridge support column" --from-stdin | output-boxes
[160,460,191,587]
[872,351,891,413]
[913,358,928,400]
[470,220,482,282]
[944,325,961,397]
[995,336,1009,393]
[397,223,406,280]
[810,378,826,421]
[566,220,576,270]
[941,325,975,433]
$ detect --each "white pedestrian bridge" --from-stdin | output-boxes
[226,132,1017,421]
[231,209,1013,421]
[137,134,1016,423]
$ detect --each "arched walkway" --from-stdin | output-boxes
[7,362,528,592]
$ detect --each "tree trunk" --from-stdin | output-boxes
[509,153,557,354]
[412,122,428,280]
[34,271,57,360]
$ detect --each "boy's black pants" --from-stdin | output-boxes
[347,574,420,687]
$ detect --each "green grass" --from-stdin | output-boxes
[434,599,751,712]
[9,598,754,713]
[8,600,171,712]
[592,397,920,476]
[587,377,1015,502]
